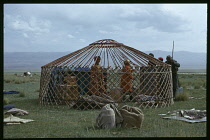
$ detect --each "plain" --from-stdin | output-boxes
[3,71,206,138]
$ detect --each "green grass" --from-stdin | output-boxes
[4,98,10,105]
[3,72,206,138]
[178,69,206,73]
[179,74,206,90]
[3,72,41,84]
[175,91,189,101]
[19,91,26,97]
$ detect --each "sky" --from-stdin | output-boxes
[4,4,207,53]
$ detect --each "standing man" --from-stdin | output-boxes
[148,53,156,66]
[121,59,134,101]
[165,55,180,98]
[89,56,106,96]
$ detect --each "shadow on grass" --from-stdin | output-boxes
[86,125,100,130]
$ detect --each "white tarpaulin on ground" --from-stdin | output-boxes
[163,116,206,123]
[161,108,206,123]
[4,114,34,125]
[5,108,29,116]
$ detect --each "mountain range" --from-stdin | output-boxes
[3,50,206,71]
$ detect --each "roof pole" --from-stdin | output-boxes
[172,40,174,59]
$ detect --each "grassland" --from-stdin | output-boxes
[178,68,206,73]
[3,71,206,138]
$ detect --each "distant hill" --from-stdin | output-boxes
[4,50,206,71]
[144,50,206,69]
[4,52,70,71]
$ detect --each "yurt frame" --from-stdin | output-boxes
[39,39,173,109]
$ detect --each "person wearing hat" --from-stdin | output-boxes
[148,53,156,66]
[158,57,164,61]
[121,59,134,101]
[165,55,180,98]
[89,56,106,96]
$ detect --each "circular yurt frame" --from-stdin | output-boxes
[39,39,173,109]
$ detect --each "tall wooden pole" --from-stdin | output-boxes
[172,40,174,59]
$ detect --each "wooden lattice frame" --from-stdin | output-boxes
[39,39,173,109]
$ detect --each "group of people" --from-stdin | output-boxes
[88,56,135,97]
[88,53,180,100]
[149,53,180,98]
[138,53,181,98]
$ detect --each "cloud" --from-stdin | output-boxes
[117,5,189,33]
[99,30,109,34]
[3,4,207,53]
[67,34,75,39]
[6,14,51,35]
[98,30,118,35]
[9,17,33,32]
[23,33,29,38]
[5,4,188,34]
[79,39,86,42]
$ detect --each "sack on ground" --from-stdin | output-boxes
[96,104,116,129]
[119,105,144,128]
[96,104,123,129]
[109,104,123,127]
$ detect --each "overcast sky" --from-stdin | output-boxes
[4,4,207,53]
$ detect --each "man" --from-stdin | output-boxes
[148,53,156,66]
[165,55,180,98]
[158,57,163,62]
[121,59,134,93]
[121,59,134,101]
[89,56,106,96]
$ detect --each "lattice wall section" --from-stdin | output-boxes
[39,66,173,109]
